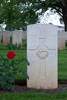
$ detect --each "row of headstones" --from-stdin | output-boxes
[24,31,67,50]
[21,31,67,50]
[0,30,27,46]
[2,30,65,50]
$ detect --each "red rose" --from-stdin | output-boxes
[7,51,16,59]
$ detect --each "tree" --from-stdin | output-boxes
[0,0,67,31]
[0,0,41,30]
[44,0,67,31]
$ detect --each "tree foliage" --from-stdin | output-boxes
[0,0,67,31]
[0,0,44,30]
[44,0,67,31]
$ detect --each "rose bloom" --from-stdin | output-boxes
[7,51,16,59]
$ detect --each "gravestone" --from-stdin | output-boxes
[27,24,58,89]
[12,30,22,46]
[58,32,67,50]
[3,31,12,45]
[0,31,2,44]
[22,31,27,40]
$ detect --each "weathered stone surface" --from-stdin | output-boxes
[3,31,12,45]
[27,24,58,89]
[0,31,2,44]
[58,32,67,50]
[12,30,22,46]
[0,30,26,45]
[22,31,27,40]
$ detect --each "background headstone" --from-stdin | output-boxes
[0,31,2,44]
[3,31,12,45]
[22,31,27,40]
[27,24,58,89]
[12,30,22,46]
[58,31,67,50]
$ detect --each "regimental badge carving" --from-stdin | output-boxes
[36,50,48,59]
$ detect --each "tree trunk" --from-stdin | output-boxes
[62,7,67,31]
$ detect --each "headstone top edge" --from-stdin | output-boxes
[58,31,67,34]
[27,24,57,27]
[27,24,58,31]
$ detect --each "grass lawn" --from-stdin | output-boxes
[0,93,67,100]
[58,50,67,80]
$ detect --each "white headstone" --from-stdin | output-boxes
[58,32,67,50]
[0,31,2,44]
[3,31,12,45]
[27,24,58,89]
[22,31,27,40]
[12,30,22,46]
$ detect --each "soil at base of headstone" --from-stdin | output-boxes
[0,80,67,93]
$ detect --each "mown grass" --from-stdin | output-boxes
[58,50,67,80]
[0,93,67,100]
